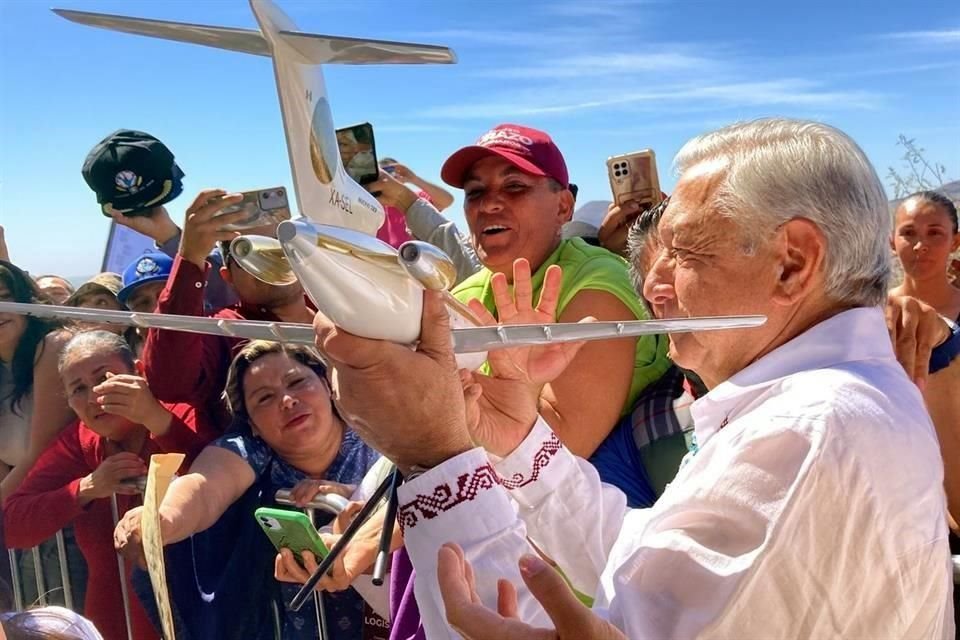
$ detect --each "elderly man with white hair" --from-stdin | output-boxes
[314,118,954,639]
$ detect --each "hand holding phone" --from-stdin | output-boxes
[607,149,662,209]
[255,507,330,565]
[213,187,291,231]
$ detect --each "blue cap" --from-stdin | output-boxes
[117,252,173,305]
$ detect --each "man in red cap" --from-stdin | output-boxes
[445,124,676,497]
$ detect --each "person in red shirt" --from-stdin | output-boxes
[141,188,314,441]
[3,330,203,640]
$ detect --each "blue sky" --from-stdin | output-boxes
[1,0,958,280]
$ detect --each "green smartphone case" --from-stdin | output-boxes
[254,507,330,562]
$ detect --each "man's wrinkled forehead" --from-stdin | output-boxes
[660,157,729,234]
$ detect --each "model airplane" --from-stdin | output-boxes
[37,0,767,367]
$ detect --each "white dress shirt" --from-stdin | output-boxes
[398,307,954,639]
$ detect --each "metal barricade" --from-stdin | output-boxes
[5,487,137,640]
[30,547,46,607]
[274,489,347,640]
[55,530,74,611]
[7,549,24,611]
[111,493,136,640]
[7,530,77,612]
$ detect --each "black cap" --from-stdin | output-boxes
[82,129,185,216]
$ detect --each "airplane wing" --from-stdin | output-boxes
[0,302,764,353]
[51,9,271,56]
[0,302,318,345]
[451,315,767,353]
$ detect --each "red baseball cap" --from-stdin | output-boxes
[441,124,569,189]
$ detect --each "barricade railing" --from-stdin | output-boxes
[6,484,352,640]
[7,528,76,613]
[274,488,348,640]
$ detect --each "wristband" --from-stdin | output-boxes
[929,319,960,375]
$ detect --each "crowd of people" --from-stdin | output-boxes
[0,116,957,640]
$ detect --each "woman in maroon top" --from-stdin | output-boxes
[3,331,203,640]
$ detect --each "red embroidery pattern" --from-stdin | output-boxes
[397,432,562,532]
[500,432,561,490]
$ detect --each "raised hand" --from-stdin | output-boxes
[93,372,171,435]
[438,543,626,640]
[885,293,950,391]
[383,162,416,184]
[598,201,644,257]
[461,259,585,456]
[178,189,247,268]
[109,206,179,245]
[365,169,418,212]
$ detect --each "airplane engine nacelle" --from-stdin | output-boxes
[396,241,457,291]
[275,220,488,369]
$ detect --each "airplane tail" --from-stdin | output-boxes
[51,8,456,65]
[53,0,455,235]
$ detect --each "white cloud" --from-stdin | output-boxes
[542,0,651,19]
[404,29,580,48]
[419,79,881,120]
[479,52,712,79]
[374,123,476,133]
[883,29,960,45]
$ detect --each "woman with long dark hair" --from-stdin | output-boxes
[0,260,76,500]
[0,259,84,612]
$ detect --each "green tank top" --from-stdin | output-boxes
[452,237,671,415]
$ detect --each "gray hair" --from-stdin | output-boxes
[58,330,135,376]
[673,118,891,307]
[626,197,671,295]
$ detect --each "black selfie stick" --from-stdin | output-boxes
[371,469,400,586]
[288,465,397,612]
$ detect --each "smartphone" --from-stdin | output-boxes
[606,150,663,209]
[254,507,330,564]
[215,187,291,231]
[336,122,379,185]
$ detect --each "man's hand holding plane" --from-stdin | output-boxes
[315,256,617,639]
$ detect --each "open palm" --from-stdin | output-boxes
[438,543,626,640]
[462,259,585,457]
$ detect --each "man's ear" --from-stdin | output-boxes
[556,188,575,227]
[771,218,827,306]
